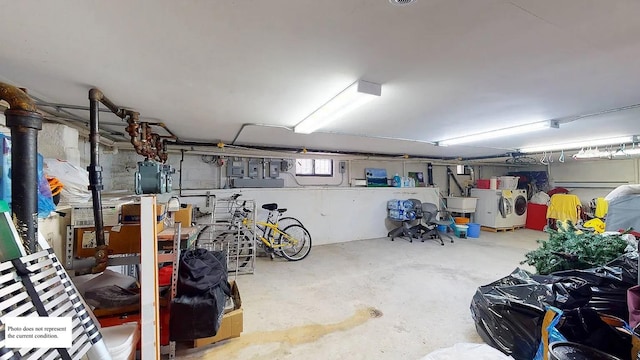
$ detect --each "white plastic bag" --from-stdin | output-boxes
[605,184,640,201]
[420,343,514,360]
[530,191,551,205]
[43,158,91,204]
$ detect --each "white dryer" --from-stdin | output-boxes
[470,189,527,229]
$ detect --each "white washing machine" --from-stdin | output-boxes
[511,189,528,227]
[470,189,527,228]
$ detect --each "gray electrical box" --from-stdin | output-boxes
[339,161,346,173]
[135,160,174,194]
[226,160,245,177]
[269,161,280,178]
[248,159,260,178]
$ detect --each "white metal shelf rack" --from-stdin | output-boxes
[196,196,256,275]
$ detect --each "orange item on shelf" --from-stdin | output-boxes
[46,176,63,196]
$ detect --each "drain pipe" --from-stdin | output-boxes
[0,82,43,254]
[87,89,109,273]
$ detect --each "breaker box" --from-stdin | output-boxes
[248,159,260,178]
[268,161,280,178]
[227,160,245,177]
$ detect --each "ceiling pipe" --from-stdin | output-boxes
[0,82,43,254]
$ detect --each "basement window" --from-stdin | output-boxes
[296,159,333,176]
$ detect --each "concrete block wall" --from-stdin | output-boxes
[38,123,81,166]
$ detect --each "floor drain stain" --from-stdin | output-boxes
[369,308,383,318]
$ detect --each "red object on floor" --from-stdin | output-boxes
[158,265,173,287]
[526,203,548,231]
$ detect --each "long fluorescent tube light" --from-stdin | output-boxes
[294,80,382,134]
[437,120,557,146]
[520,136,635,153]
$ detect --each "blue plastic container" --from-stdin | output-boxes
[467,223,481,238]
[437,224,447,233]
[0,134,10,206]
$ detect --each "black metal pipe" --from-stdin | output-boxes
[0,83,43,254]
[5,110,42,253]
[88,96,105,249]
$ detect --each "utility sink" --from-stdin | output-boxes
[445,197,478,212]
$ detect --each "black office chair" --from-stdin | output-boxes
[387,199,422,243]
[416,202,454,246]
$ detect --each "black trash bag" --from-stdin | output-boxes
[177,248,230,297]
[471,253,638,360]
[551,252,638,320]
[169,289,227,341]
[557,308,632,360]
[470,268,594,360]
[170,248,231,341]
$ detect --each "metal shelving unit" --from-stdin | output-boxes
[196,196,256,275]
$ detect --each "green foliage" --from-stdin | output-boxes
[520,222,629,275]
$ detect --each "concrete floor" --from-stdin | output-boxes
[177,229,544,360]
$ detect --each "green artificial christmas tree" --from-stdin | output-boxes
[521,222,629,275]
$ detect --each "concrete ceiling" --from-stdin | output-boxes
[1,0,640,159]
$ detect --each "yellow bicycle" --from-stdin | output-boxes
[239,202,312,261]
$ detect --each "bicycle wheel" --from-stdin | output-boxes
[275,224,311,261]
[278,216,304,228]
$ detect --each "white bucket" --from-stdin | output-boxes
[489,177,498,190]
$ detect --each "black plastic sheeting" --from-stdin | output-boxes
[170,248,231,341]
[470,252,638,360]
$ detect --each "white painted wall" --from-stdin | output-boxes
[182,187,441,245]
[547,158,639,205]
[31,123,551,249]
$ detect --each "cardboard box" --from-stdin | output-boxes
[192,280,243,347]
[121,203,166,228]
[74,224,145,258]
[173,204,193,226]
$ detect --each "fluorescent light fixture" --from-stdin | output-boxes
[294,80,382,134]
[437,120,557,146]
[520,136,634,153]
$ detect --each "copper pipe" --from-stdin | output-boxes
[0,82,43,253]
[0,84,39,112]
[89,88,127,118]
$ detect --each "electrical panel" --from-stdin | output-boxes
[248,159,260,178]
[226,160,245,177]
[339,161,346,173]
[280,160,290,172]
[268,161,280,178]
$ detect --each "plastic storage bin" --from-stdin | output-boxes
[467,223,481,238]
[498,176,519,190]
[476,179,490,189]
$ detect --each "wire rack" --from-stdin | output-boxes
[196,196,256,276]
